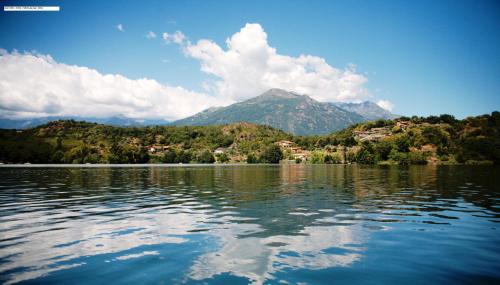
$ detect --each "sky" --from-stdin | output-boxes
[0,0,499,120]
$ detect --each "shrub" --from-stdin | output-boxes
[324,154,334,164]
[388,149,409,164]
[246,154,258,164]
[408,152,428,164]
[217,152,230,163]
[197,150,215,163]
[310,151,325,164]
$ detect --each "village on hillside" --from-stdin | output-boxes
[141,119,417,164]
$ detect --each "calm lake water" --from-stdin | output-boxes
[0,165,499,284]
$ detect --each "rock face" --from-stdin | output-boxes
[173,88,367,135]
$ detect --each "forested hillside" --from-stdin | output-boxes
[0,112,498,165]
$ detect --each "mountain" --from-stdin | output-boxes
[336,101,398,120]
[0,118,52,129]
[0,89,396,135]
[0,116,170,129]
[173,89,385,135]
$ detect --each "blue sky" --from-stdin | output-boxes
[0,0,499,119]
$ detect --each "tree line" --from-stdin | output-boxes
[0,112,498,165]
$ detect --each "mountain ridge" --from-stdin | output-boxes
[173,89,395,135]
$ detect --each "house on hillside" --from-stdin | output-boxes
[288,146,303,154]
[276,140,308,159]
[214,147,230,155]
[353,127,392,142]
[290,151,310,161]
[147,145,170,153]
[276,140,294,148]
[395,120,410,130]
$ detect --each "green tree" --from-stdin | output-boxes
[51,150,64,163]
[55,136,63,151]
[374,140,393,161]
[259,145,283,163]
[134,149,150,163]
[355,141,377,164]
[162,150,177,163]
[175,150,192,163]
[356,149,375,164]
[394,135,410,152]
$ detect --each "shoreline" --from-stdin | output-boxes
[0,163,495,168]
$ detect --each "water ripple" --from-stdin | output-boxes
[0,165,498,284]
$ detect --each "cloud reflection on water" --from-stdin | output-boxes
[0,165,498,284]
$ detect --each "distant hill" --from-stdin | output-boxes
[173,88,377,135]
[0,116,170,130]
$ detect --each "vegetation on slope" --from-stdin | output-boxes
[293,112,500,165]
[0,112,498,165]
[0,121,290,164]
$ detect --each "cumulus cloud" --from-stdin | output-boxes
[145,31,156,39]
[0,23,393,120]
[0,50,224,120]
[174,23,370,103]
[376,100,394,111]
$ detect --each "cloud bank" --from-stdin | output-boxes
[180,23,370,103]
[0,50,221,120]
[0,23,393,120]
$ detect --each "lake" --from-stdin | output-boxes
[0,165,499,284]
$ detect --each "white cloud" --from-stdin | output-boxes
[175,23,369,103]
[189,223,365,284]
[376,100,394,111]
[0,50,225,120]
[145,31,157,39]
[0,23,385,121]
[163,31,187,44]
